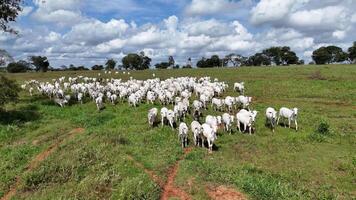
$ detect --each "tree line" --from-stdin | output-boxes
[3,42,356,73]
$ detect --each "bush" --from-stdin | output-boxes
[316,121,330,135]
[91,65,104,70]
[7,62,28,73]
[309,120,332,142]
[0,75,20,106]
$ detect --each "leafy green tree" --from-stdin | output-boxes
[122,52,151,70]
[348,42,356,63]
[312,47,331,64]
[105,58,116,70]
[263,46,299,65]
[196,55,221,68]
[312,46,348,64]
[91,65,104,70]
[155,62,170,69]
[30,56,49,72]
[122,53,142,70]
[168,56,175,68]
[0,0,22,34]
[140,51,151,70]
[7,61,28,73]
[326,46,348,63]
[245,53,271,66]
[0,75,20,107]
[225,53,246,67]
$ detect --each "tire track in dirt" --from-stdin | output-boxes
[127,147,193,200]
[1,128,84,200]
[160,147,192,200]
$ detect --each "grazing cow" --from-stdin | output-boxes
[277,107,298,131]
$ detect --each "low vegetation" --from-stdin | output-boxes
[0,64,355,199]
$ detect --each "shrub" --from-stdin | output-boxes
[317,120,330,135]
[309,120,332,142]
[7,62,28,73]
[0,75,20,106]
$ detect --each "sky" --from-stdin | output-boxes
[1,0,356,67]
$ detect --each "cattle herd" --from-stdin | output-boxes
[21,74,298,152]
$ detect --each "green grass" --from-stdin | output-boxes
[0,64,355,199]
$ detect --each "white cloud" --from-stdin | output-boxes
[332,30,346,40]
[251,0,298,25]
[185,0,241,16]
[19,6,33,17]
[33,9,84,26]
[64,19,130,45]
[45,32,61,43]
[5,1,356,67]
[288,6,347,30]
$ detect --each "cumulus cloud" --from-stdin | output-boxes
[2,0,355,67]
[19,6,33,17]
[185,0,251,16]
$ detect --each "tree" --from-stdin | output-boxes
[0,0,22,34]
[122,53,142,70]
[225,53,246,67]
[140,51,151,70]
[298,60,305,65]
[155,62,170,69]
[105,58,116,70]
[30,56,49,72]
[245,53,271,66]
[168,56,175,68]
[0,75,20,107]
[196,57,206,68]
[91,64,104,70]
[348,41,356,63]
[122,52,152,70]
[312,45,348,64]
[263,46,299,65]
[312,47,331,65]
[196,55,221,68]
[7,61,28,73]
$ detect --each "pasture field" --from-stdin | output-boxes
[0,64,355,200]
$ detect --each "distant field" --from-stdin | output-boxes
[1,64,355,199]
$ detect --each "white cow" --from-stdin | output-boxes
[160,107,168,126]
[234,82,245,94]
[167,109,176,129]
[202,123,217,152]
[222,113,234,134]
[277,107,298,131]
[148,108,158,127]
[191,121,203,147]
[178,122,188,148]
[236,109,258,134]
[265,107,277,132]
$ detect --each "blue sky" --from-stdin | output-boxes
[1,0,355,67]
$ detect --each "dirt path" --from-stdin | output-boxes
[127,147,193,200]
[127,155,164,187]
[160,147,192,200]
[1,128,84,200]
[206,185,247,200]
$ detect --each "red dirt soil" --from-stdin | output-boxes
[206,185,247,200]
[1,128,84,200]
[160,147,193,200]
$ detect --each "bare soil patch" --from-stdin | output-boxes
[206,185,247,200]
